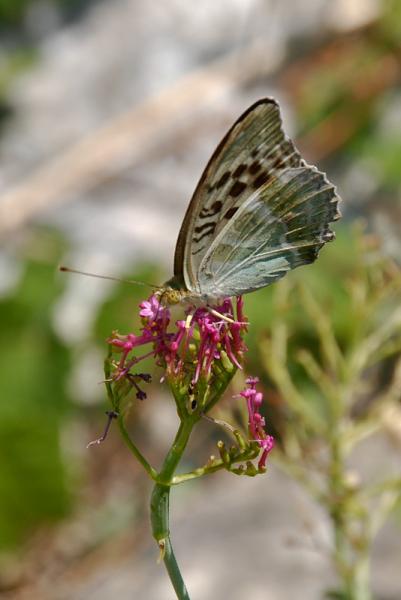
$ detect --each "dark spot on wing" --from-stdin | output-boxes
[248,161,261,174]
[229,180,247,197]
[215,171,231,189]
[251,148,259,158]
[210,200,223,214]
[272,156,286,170]
[223,207,238,220]
[193,226,216,244]
[199,200,222,218]
[252,172,272,189]
[233,164,247,178]
[194,221,216,234]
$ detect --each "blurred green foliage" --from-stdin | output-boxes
[0,232,72,550]
[297,43,383,134]
[0,0,33,25]
[380,0,401,44]
[0,49,36,100]
[0,48,37,128]
[356,125,401,189]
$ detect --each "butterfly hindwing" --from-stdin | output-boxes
[197,166,340,297]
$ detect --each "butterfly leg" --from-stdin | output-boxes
[207,307,247,325]
[207,308,235,323]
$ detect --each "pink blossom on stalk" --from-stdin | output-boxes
[240,376,275,469]
[138,295,163,320]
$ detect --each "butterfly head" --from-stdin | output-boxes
[157,275,199,305]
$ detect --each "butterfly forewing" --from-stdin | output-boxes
[173,99,304,293]
[172,97,341,300]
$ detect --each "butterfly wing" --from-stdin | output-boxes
[197,166,340,298]
[173,98,304,294]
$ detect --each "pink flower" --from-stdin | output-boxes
[108,293,247,399]
[240,377,274,469]
[139,296,161,320]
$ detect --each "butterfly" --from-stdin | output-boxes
[162,98,341,304]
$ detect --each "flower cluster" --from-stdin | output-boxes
[108,294,247,397]
[240,377,275,469]
[107,293,274,465]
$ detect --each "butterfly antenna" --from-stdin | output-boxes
[59,265,162,290]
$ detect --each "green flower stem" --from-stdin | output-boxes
[118,414,158,481]
[150,417,197,600]
[172,445,260,484]
[160,535,190,600]
[172,461,226,483]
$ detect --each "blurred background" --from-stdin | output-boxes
[0,0,400,598]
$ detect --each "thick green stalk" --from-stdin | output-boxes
[150,418,196,600]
